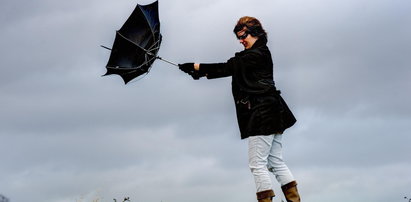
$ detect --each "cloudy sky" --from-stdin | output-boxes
[1,0,410,201]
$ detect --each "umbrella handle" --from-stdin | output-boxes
[156,56,178,67]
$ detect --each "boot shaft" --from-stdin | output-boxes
[257,189,275,202]
[281,181,301,202]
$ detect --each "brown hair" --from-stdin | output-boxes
[233,16,267,37]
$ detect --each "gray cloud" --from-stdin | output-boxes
[1,0,410,201]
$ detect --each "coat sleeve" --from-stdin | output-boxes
[199,50,262,79]
[199,62,232,79]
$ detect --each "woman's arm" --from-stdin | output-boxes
[197,62,232,79]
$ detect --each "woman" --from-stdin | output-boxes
[179,16,301,202]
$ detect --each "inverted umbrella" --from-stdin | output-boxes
[101,0,176,84]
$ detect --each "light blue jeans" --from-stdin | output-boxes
[248,134,295,192]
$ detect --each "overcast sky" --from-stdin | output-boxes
[1,0,410,201]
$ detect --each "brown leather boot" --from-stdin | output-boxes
[281,181,301,202]
[256,190,275,202]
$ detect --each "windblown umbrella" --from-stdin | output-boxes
[101,0,176,84]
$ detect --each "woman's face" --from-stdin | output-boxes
[236,29,258,49]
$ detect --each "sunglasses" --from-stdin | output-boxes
[237,32,249,40]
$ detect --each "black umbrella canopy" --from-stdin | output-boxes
[104,1,162,84]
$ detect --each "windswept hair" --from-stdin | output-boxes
[233,16,267,37]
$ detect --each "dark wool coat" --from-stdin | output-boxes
[200,37,296,139]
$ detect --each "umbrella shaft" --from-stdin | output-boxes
[100,45,112,50]
[101,43,177,67]
[156,56,178,67]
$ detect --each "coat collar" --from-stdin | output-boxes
[249,36,268,50]
[236,36,268,56]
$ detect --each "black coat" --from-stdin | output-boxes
[200,37,296,139]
